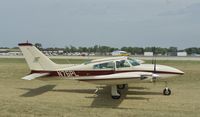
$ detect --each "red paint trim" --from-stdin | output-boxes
[30,70,115,76]
[18,43,33,46]
[30,70,184,77]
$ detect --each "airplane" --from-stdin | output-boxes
[18,42,184,99]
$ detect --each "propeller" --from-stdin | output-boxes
[152,47,158,82]
[141,47,159,82]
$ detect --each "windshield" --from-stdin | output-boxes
[128,58,140,66]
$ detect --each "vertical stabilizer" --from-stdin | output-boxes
[18,43,58,71]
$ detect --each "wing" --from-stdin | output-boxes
[21,73,49,80]
[73,72,155,85]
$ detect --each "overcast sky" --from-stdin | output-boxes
[0,0,200,49]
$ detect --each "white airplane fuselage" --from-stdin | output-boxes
[30,58,184,85]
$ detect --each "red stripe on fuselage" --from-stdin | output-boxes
[31,70,114,76]
[30,70,184,77]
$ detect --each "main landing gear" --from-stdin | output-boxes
[111,84,126,99]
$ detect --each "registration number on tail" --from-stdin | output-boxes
[57,71,79,77]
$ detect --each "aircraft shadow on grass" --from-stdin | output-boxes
[20,85,56,97]
[19,85,162,108]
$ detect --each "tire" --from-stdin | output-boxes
[163,88,171,96]
[111,95,121,99]
[111,90,121,99]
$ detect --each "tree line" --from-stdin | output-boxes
[33,43,200,55]
[1,43,199,55]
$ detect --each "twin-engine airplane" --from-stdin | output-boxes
[18,42,184,99]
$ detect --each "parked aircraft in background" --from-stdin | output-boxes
[111,50,129,56]
[18,42,184,99]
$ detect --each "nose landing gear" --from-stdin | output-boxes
[163,81,171,96]
[163,87,171,95]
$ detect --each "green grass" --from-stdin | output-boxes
[0,58,200,117]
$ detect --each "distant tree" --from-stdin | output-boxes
[64,46,70,53]
[109,47,118,52]
[12,47,19,49]
[156,47,168,55]
[198,48,200,54]
[88,47,94,53]
[167,47,178,56]
[185,47,200,55]
[168,47,177,52]
[0,47,9,49]
[93,45,99,53]
[82,47,88,52]
[132,47,144,55]
[70,45,77,52]
[99,46,110,55]
[35,43,43,50]
[143,47,168,55]
[46,48,54,51]
[144,47,154,52]
[121,47,128,52]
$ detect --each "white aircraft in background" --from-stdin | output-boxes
[18,42,184,99]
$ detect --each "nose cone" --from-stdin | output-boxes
[134,64,184,77]
[173,68,184,75]
[157,65,184,75]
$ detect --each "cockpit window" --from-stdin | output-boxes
[94,62,114,69]
[128,58,140,66]
[116,60,130,68]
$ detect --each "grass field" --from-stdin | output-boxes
[0,58,200,117]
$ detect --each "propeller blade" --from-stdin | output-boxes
[154,58,157,73]
[153,47,157,73]
[152,46,158,83]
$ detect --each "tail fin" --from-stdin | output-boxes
[18,43,58,71]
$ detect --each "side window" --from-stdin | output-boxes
[116,60,130,68]
[94,62,114,69]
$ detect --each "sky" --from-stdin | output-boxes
[0,0,200,49]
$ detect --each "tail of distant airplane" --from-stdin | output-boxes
[18,43,59,71]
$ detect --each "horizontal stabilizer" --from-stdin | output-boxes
[22,73,49,80]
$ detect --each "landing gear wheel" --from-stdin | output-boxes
[117,84,126,89]
[111,95,121,99]
[163,88,171,96]
[111,91,121,99]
